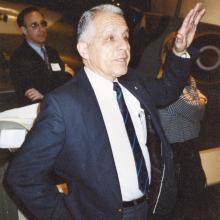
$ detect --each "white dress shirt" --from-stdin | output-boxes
[85,67,151,201]
[27,41,45,60]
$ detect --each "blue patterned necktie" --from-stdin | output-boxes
[113,82,149,193]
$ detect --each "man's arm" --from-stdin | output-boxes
[10,55,34,101]
[4,95,75,220]
[140,3,205,107]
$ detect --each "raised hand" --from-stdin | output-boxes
[173,2,205,56]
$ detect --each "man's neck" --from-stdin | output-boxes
[84,64,116,82]
[26,39,44,48]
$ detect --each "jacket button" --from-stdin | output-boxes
[118,208,123,212]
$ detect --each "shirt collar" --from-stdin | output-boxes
[84,66,115,93]
[27,41,45,58]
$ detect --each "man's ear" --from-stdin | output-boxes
[77,42,89,60]
[20,26,27,36]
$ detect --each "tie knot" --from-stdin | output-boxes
[41,47,46,53]
[113,82,122,94]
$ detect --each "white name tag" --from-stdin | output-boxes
[51,63,61,71]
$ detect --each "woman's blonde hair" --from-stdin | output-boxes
[157,32,176,79]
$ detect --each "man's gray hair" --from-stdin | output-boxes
[77,4,124,43]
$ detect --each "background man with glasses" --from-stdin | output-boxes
[10,7,74,106]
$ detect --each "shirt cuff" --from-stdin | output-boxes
[181,51,191,59]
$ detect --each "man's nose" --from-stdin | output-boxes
[118,38,129,50]
[39,25,47,32]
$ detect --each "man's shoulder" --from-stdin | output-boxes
[120,67,144,86]
[51,70,82,90]
[45,45,61,62]
[45,45,58,55]
[11,41,32,58]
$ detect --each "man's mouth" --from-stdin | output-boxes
[115,57,128,63]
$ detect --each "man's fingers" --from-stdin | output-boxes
[175,33,184,43]
[177,6,205,44]
[189,3,205,26]
[194,8,205,25]
[180,2,205,32]
[25,88,35,95]
[194,2,204,12]
[25,91,32,97]
[30,96,38,101]
[25,92,35,99]
[25,88,43,101]
[181,9,194,30]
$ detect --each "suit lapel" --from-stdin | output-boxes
[24,41,48,67]
[119,72,168,148]
[76,69,122,201]
[119,72,154,114]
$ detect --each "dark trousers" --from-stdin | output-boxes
[171,138,207,219]
[148,138,207,220]
[123,201,148,220]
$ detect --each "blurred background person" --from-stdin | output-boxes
[10,7,74,106]
[157,32,208,220]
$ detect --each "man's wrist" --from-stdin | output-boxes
[172,49,190,58]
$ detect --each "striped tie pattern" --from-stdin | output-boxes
[113,82,149,193]
[41,47,50,69]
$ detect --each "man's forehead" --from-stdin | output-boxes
[25,11,44,21]
[93,11,128,30]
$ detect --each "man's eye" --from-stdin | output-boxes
[124,35,129,41]
[107,35,114,41]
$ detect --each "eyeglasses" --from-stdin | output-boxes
[25,20,48,30]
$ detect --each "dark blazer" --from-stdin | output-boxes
[10,41,72,105]
[5,51,195,220]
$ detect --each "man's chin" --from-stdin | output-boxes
[37,38,46,44]
[113,72,126,78]
[114,67,128,77]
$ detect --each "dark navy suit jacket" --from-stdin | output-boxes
[10,41,71,105]
[5,51,195,220]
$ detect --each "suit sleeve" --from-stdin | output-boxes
[4,95,76,220]
[139,48,199,107]
[10,53,34,102]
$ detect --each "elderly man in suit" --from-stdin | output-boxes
[4,3,205,220]
[10,7,74,105]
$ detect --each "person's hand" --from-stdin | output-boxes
[173,2,205,56]
[64,64,75,76]
[198,91,208,104]
[25,88,44,102]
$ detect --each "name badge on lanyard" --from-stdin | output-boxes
[51,63,61,71]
